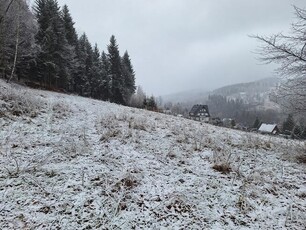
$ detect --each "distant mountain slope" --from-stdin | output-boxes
[1,79,305,229]
[211,77,280,111]
[162,77,279,105]
[162,88,209,104]
[212,77,279,97]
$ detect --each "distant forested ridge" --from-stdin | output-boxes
[0,0,136,105]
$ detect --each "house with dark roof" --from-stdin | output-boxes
[189,104,210,122]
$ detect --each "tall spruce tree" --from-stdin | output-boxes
[90,44,102,98]
[100,51,111,101]
[107,35,125,105]
[282,114,295,134]
[253,117,261,129]
[33,0,72,89]
[61,4,78,91]
[84,37,93,97]
[61,5,78,46]
[121,51,136,103]
[75,33,91,95]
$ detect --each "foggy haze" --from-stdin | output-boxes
[35,0,306,95]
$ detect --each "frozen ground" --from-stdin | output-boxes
[0,79,306,229]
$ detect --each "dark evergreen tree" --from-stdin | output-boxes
[33,0,72,89]
[145,96,158,111]
[282,114,295,134]
[121,50,136,103]
[293,125,302,138]
[61,4,79,91]
[99,51,111,101]
[74,33,91,95]
[253,117,261,129]
[231,119,236,128]
[61,5,78,46]
[107,35,125,105]
[90,44,102,98]
[84,38,94,97]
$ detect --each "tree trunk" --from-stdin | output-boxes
[7,0,20,83]
[0,0,15,74]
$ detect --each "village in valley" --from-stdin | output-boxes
[163,103,281,136]
[158,76,306,140]
[159,87,305,140]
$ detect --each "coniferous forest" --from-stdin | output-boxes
[0,0,136,105]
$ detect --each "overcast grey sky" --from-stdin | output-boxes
[51,0,306,95]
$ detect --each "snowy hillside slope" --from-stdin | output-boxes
[0,79,306,229]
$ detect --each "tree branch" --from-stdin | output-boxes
[0,0,15,25]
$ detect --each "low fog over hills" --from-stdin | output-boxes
[161,77,281,126]
[162,77,279,105]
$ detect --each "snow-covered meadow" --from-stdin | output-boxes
[0,79,306,229]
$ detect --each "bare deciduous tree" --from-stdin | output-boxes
[252,6,306,115]
[129,86,146,108]
[0,0,36,81]
[8,0,21,82]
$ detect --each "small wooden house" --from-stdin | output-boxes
[258,123,279,135]
[189,104,210,122]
